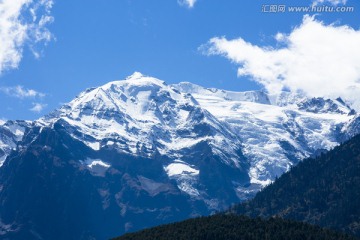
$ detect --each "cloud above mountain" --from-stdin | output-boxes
[0,85,45,99]
[178,0,197,8]
[0,0,54,75]
[30,102,47,113]
[203,15,360,110]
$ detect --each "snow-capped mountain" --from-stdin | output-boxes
[173,82,355,193]
[0,72,359,239]
[39,73,248,201]
[42,73,242,164]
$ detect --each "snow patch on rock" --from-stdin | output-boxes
[164,161,199,177]
[80,158,110,177]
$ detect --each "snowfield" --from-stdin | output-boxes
[1,72,359,200]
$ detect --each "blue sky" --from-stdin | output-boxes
[0,0,359,120]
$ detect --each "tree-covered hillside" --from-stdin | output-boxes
[232,133,360,236]
[113,214,356,240]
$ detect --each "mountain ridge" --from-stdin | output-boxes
[0,72,360,238]
[1,72,360,196]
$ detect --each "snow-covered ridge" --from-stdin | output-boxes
[2,72,359,201]
[45,72,238,153]
[297,97,352,115]
[174,82,271,104]
[174,82,353,115]
[0,120,31,166]
[171,80,355,188]
[40,73,358,192]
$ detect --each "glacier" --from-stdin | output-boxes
[173,81,354,191]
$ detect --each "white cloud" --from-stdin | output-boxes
[30,102,47,113]
[178,0,197,8]
[0,0,54,75]
[312,0,347,6]
[0,85,45,98]
[203,15,360,110]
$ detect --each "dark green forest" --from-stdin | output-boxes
[113,214,356,240]
[232,133,360,236]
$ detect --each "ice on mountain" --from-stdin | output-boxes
[164,160,201,197]
[164,161,199,177]
[80,158,111,177]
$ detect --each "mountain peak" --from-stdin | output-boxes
[123,71,164,86]
[126,71,145,80]
[101,72,166,91]
[41,73,243,167]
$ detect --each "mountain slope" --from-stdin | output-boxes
[40,72,249,206]
[0,120,31,166]
[173,82,357,194]
[112,214,356,240]
[0,73,249,239]
[231,133,360,236]
[0,73,360,239]
[0,123,200,239]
